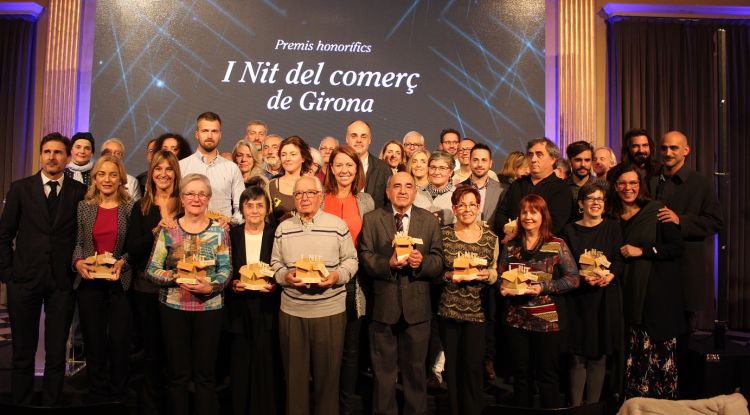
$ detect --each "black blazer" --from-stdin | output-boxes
[0,173,86,289]
[226,224,279,334]
[359,206,443,325]
[72,200,134,290]
[364,153,392,209]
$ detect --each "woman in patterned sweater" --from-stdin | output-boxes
[438,185,499,415]
[147,173,231,415]
[499,194,579,408]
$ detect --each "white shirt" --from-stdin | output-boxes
[41,172,63,197]
[126,174,142,200]
[394,206,413,234]
[361,153,370,174]
[244,231,263,264]
[180,151,245,224]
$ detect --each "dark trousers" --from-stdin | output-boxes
[370,318,430,415]
[439,318,486,415]
[230,311,283,415]
[77,280,132,401]
[7,279,75,406]
[506,326,562,408]
[132,290,165,414]
[160,305,223,415]
[340,313,363,415]
[279,311,346,415]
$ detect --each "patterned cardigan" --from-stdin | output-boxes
[72,199,134,290]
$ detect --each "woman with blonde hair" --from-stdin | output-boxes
[72,154,135,401]
[406,149,430,190]
[126,150,181,412]
[232,139,265,186]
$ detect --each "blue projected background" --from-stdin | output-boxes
[90,0,545,173]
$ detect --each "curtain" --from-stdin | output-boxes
[607,17,750,329]
[0,16,37,207]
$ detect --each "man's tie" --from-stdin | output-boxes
[395,212,405,233]
[47,180,59,221]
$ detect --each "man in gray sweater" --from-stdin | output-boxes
[272,175,358,415]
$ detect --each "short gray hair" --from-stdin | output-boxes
[294,175,323,192]
[594,146,617,165]
[103,137,126,154]
[527,137,560,160]
[428,150,454,168]
[180,173,212,197]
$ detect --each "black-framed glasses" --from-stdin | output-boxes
[293,190,320,200]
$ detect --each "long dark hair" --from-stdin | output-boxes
[324,145,365,195]
[606,163,650,218]
[155,133,193,160]
[140,150,181,215]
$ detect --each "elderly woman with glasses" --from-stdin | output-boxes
[438,185,499,415]
[415,150,456,226]
[147,173,231,415]
[607,163,684,400]
[560,181,624,405]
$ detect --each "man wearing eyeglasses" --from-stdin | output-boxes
[493,138,572,239]
[402,131,425,159]
[271,175,358,415]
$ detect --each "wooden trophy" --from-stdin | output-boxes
[206,209,230,223]
[83,251,117,279]
[503,218,517,235]
[578,249,611,279]
[391,231,423,262]
[452,252,488,282]
[175,236,216,284]
[239,261,275,290]
[295,255,329,284]
[500,264,539,295]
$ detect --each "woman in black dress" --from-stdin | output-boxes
[608,163,684,399]
[560,181,623,405]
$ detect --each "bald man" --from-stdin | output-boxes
[648,130,723,328]
[346,120,392,208]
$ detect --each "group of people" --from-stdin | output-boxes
[0,113,723,415]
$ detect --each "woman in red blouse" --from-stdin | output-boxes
[322,145,374,414]
[72,155,134,402]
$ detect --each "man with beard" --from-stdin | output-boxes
[262,134,283,179]
[439,128,461,169]
[0,133,87,405]
[565,141,606,200]
[621,128,660,177]
[179,111,245,224]
[648,131,723,330]
[460,143,503,224]
[244,120,268,151]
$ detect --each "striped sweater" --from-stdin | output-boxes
[272,210,358,318]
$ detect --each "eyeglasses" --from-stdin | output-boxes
[404,143,423,148]
[458,147,473,153]
[456,203,479,211]
[583,196,605,204]
[615,180,640,189]
[183,192,210,200]
[293,190,320,200]
[428,165,451,172]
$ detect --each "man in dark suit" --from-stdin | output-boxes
[346,120,392,208]
[0,132,87,406]
[359,172,443,415]
[648,130,723,328]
